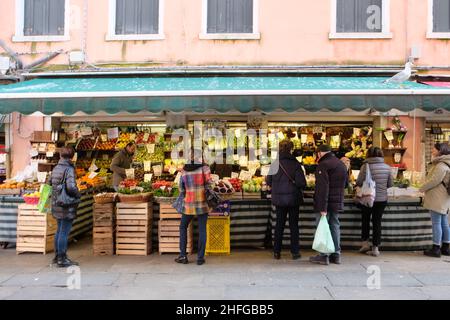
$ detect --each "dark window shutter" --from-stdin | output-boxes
[433,0,450,32]
[24,0,64,36]
[337,0,382,33]
[116,0,159,35]
[207,0,253,34]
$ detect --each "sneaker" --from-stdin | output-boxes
[441,243,450,256]
[197,259,205,266]
[309,255,329,265]
[175,256,189,264]
[292,253,301,260]
[367,246,380,257]
[329,253,341,264]
[273,252,281,260]
[359,241,371,254]
[56,254,79,268]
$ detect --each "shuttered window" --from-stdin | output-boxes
[207,0,253,34]
[336,0,383,33]
[115,0,159,35]
[24,0,65,36]
[433,0,450,32]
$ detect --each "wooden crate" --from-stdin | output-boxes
[243,192,261,199]
[93,226,115,256]
[116,202,152,256]
[16,204,56,255]
[159,203,181,219]
[93,203,115,227]
[158,219,193,254]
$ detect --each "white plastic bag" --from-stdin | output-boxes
[312,216,336,254]
[355,164,376,208]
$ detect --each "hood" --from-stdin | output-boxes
[183,163,204,172]
[432,154,450,166]
[279,151,296,161]
[318,152,335,163]
[364,157,385,164]
[58,158,74,167]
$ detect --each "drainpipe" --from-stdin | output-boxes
[23,50,63,70]
[0,40,23,70]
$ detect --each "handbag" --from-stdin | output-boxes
[202,167,222,210]
[55,169,81,208]
[172,192,185,214]
[355,164,376,208]
[279,161,304,202]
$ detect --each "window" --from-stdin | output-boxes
[107,0,164,41]
[13,0,70,42]
[330,0,392,39]
[200,0,260,40]
[428,0,450,38]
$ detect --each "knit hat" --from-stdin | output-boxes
[317,144,332,153]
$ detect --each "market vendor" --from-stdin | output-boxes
[110,141,136,191]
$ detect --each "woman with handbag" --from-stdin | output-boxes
[356,147,393,257]
[175,155,213,265]
[50,147,81,267]
[420,143,450,258]
[267,140,306,260]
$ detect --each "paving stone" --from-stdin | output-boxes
[328,286,428,300]
[324,271,423,287]
[418,286,450,300]
[411,273,450,286]
[109,286,175,300]
[249,272,331,287]
[6,286,114,300]
[0,287,22,299]
[134,273,205,287]
[224,286,332,300]
[0,274,14,285]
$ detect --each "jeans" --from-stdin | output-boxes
[274,206,300,254]
[54,219,73,255]
[316,211,341,256]
[430,211,450,246]
[361,201,387,247]
[180,213,208,260]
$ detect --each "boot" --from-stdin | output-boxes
[57,253,79,268]
[367,246,380,257]
[175,256,189,264]
[359,241,371,254]
[292,253,301,260]
[51,252,58,265]
[329,253,341,264]
[273,252,281,260]
[424,245,441,258]
[309,255,329,265]
[441,243,450,256]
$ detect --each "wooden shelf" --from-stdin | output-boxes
[30,140,56,144]
[383,148,407,152]
[383,130,408,134]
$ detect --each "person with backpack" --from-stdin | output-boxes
[50,147,81,268]
[356,147,393,257]
[420,143,450,258]
[267,139,306,260]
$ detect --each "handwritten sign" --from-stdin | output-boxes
[144,161,152,172]
[239,170,252,181]
[101,134,108,142]
[239,156,248,167]
[46,151,54,158]
[153,165,162,176]
[174,172,182,185]
[261,165,271,176]
[125,168,135,180]
[231,172,239,179]
[143,133,149,143]
[301,134,308,144]
[144,173,153,182]
[37,172,47,183]
[88,172,98,179]
[146,144,155,154]
[80,126,93,136]
[107,127,119,140]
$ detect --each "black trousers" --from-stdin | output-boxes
[274,206,300,254]
[361,201,387,246]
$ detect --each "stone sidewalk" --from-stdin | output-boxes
[1,237,450,300]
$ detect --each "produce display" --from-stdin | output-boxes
[115,133,131,150]
[228,178,242,192]
[95,158,112,169]
[152,180,179,197]
[305,174,316,191]
[118,179,152,194]
[76,174,105,190]
[132,163,145,181]
[213,180,235,194]
[243,177,264,193]
[302,156,316,165]
[0,180,26,190]
[76,138,96,151]
[95,139,116,150]
[136,132,157,144]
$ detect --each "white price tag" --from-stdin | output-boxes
[37,172,47,183]
[130,133,136,141]
[239,156,248,167]
[80,126,93,136]
[301,134,308,144]
[89,161,98,172]
[261,165,271,176]
[231,172,239,179]
[107,127,119,140]
[153,165,162,176]
[271,151,278,160]
[174,172,182,185]
[72,152,78,163]
[146,144,155,154]
[30,149,39,157]
[101,134,108,142]
[233,154,240,162]
[353,128,361,137]
[46,151,54,158]
[88,172,98,179]
[239,170,252,181]
[143,133,149,142]
[125,168,135,180]
[211,174,220,183]
[144,173,153,182]
[144,161,152,172]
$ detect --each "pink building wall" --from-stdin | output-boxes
[0,0,449,67]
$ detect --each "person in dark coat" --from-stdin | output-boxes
[267,140,306,260]
[356,147,393,257]
[110,142,135,191]
[310,144,348,266]
[50,147,81,268]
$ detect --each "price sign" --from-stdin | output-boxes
[144,161,152,172]
[89,161,98,172]
[174,172,182,185]
[144,173,153,182]
[37,172,47,183]
[169,167,177,175]
[107,127,119,140]
[101,134,108,142]
[72,152,78,162]
[125,168,135,180]
[102,154,109,160]
[146,144,155,154]
[239,170,252,181]
[80,126,93,136]
[46,151,54,158]
[231,172,239,179]
[211,174,220,183]
[153,165,162,176]
[30,149,39,157]
[301,134,308,144]
[88,172,98,179]
[130,133,136,141]
[353,128,361,137]
[233,154,240,162]
[239,156,248,167]
[261,165,270,176]
[143,133,149,143]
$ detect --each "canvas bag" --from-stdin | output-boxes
[312,216,336,254]
[355,163,376,208]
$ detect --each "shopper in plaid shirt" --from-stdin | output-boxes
[176,161,212,265]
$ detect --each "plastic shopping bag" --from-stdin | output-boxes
[37,184,52,214]
[355,164,376,208]
[312,216,336,254]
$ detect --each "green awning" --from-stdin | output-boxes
[0,76,449,115]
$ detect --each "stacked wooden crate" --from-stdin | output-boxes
[93,203,115,256]
[116,202,152,255]
[158,203,193,254]
[16,204,57,254]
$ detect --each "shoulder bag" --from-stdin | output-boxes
[55,169,81,208]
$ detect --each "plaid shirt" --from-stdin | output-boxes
[180,165,212,215]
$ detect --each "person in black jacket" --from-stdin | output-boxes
[267,140,306,260]
[50,147,81,268]
[310,144,348,266]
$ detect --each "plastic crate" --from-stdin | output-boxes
[206,216,230,255]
